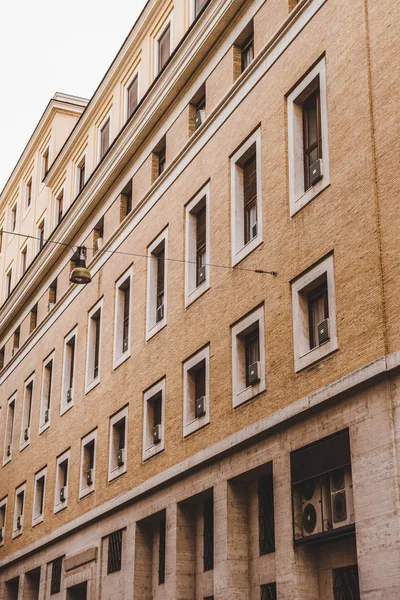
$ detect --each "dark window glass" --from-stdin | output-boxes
[303,89,322,190]
[258,476,275,555]
[196,206,206,286]
[261,582,277,600]
[158,515,166,584]
[93,312,101,379]
[0,346,4,370]
[245,329,260,386]
[243,153,257,244]
[57,191,63,224]
[153,393,162,428]
[39,221,45,250]
[195,362,206,401]
[68,337,75,389]
[308,281,328,349]
[50,557,63,595]
[26,179,32,206]
[241,35,254,72]
[333,565,360,600]
[158,25,171,72]
[203,497,214,571]
[127,76,138,118]
[158,144,166,176]
[156,247,165,319]
[123,283,130,351]
[107,529,123,574]
[78,161,85,192]
[100,118,110,159]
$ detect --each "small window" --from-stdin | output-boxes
[42,149,49,179]
[146,229,168,339]
[114,267,133,368]
[203,496,214,571]
[55,189,63,225]
[120,179,133,221]
[11,204,17,232]
[261,582,277,600]
[6,268,12,299]
[108,407,128,481]
[143,379,165,461]
[37,219,45,252]
[20,246,27,276]
[183,346,210,437]
[29,303,38,333]
[126,75,139,119]
[48,278,57,310]
[54,450,69,513]
[157,23,171,74]
[189,83,206,133]
[93,216,104,253]
[0,346,4,370]
[26,178,32,209]
[12,483,25,538]
[241,34,254,72]
[231,305,266,407]
[80,430,97,498]
[0,226,3,253]
[233,21,254,79]
[158,514,166,584]
[76,156,86,194]
[0,496,7,546]
[40,353,54,432]
[152,137,167,180]
[99,117,111,159]
[33,467,46,526]
[13,326,20,352]
[50,557,63,595]
[333,565,360,600]
[185,184,210,306]
[107,529,123,574]
[3,395,16,465]
[258,475,275,555]
[61,328,77,413]
[85,299,103,392]
[21,375,34,449]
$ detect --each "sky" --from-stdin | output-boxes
[0,0,148,191]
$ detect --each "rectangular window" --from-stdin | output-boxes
[0,496,7,546]
[61,328,77,412]
[42,149,49,179]
[127,75,139,119]
[20,246,27,276]
[48,278,57,311]
[40,353,54,432]
[54,450,69,513]
[143,379,165,461]
[76,156,86,194]
[157,23,171,73]
[26,178,33,209]
[107,529,123,574]
[245,328,260,387]
[261,582,277,600]
[108,407,128,481]
[3,395,16,464]
[56,190,63,225]
[120,179,133,221]
[50,557,63,595]
[11,204,17,232]
[333,565,360,600]
[185,185,210,306]
[100,117,111,159]
[183,346,210,437]
[158,514,166,585]
[21,375,34,449]
[190,83,206,133]
[80,430,96,497]
[303,90,322,191]
[0,226,3,254]
[241,34,254,72]
[0,346,4,370]
[203,496,214,571]
[258,475,275,555]
[13,484,25,538]
[158,142,166,177]
[85,300,102,392]
[33,467,46,525]
[146,229,168,339]
[37,219,45,252]
[93,216,104,253]
[6,268,12,299]
[13,326,20,352]
[114,267,133,368]
[29,303,38,333]
[243,153,258,244]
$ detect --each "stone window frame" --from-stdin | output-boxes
[146,228,168,341]
[183,345,210,437]
[143,378,166,462]
[230,128,263,266]
[113,266,133,370]
[3,393,16,466]
[108,406,128,482]
[61,326,78,415]
[20,372,35,451]
[291,254,338,372]
[79,429,97,499]
[287,56,330,216]
[124,66,141,122]
[185,183,211,307]
[54,449,70,514]
[231,304,266,408]
[154,12,174,77]
[97,110,112,162]
[0,496,7,547]
[32,466,47,527]
[85,298,103,394]
[12,482,26,539]
[39,351,55,435]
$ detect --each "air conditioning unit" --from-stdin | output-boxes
[44,409,49,423]
[12,347,18,357]
[24,427,29,441]
[66,388,73,403]
[156,304,164,322]
[86,469,93,486]
[317,318,330,345]
[194,109,206,130]
[0,527,4,541]
[6,444,11,457]
[330,467,354,529]
[59,487,66,502]
[248,361,260,386]
[300,478,324,537]
[123,337,129,353]
[16,516,22,530]
[117,448,125,467]
[309,158,323,186]
[195,396,206,419]
[251,221,258,240]
[48,302,55,312]
[153,424,162,445]
[197,265,206,285]
[96,237,104,251]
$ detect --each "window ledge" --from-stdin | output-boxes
[113,351,130,371]
[19,439,30,452]
[79,485,95,499]
[54,502,67,515]
[185,280,210,308]
[12,529,22,540]
[291,179,330,217]
[143,443,164,462]
[32,515,44,528]
[233,381,266,408]
[2,455,12,467]
[85,377,100,395]
[232,236,263,267]
[146,319,167,342]
[295,341,338,372]
[60,402,74,417]
[184,414,210,437]
[108,465,127,483]
[38,421,50,436]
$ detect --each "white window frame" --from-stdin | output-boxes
[125,67,140,122]
[146,228,168,340]
[39,352,54,434]
[231,304,266,408]
[20,373,34,451]
[185,184,211,307]
[54,449,70,514]
[75,151,87,196]
[113,266,133,370]
[61,327,78,415]
[183,345,210,437]
[287,57,330,216]
[230,128,263,266]
[0,496,7,547]
[3,393,16,466]
[98,111,112,162]
[291,254,338,372]
[32,466,46,527]
[79,429,97,498]
[143,378,165,461]
[85,298,103,393]
[12,482,26,539]
[154,14,174,76]
[108,406,128,482]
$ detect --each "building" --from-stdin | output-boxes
[0,0,399,597]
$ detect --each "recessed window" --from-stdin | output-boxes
[85,299,103,392]
[80,430,97,498]
[42,148,49,179]
[233,21,254,80]
[39,353,54,433]
[12,483,25,538]
[20,245,27,276]
[113,267,133,369]
[29,303,38,333]
[21,374,34,450]
[146,229,168,340]
[0,346,4,370]
[5,267,12,299]
[55,189,63,225]
[230,129,263,266]
[61,327,77,413]
[93,216,104,254]
[54,450,70,513]
[11,204,17,232]
[134,511,166,589]
[203,496,214,571]
[156,22,171,74]
[37,219,45,253]
[99,117,111,159]
[107,529,123,574]
[143,379,165,461]
[3,395,16,465]
[333,565,360,600]
[0,496,7,546]
[48,278,57,311]
[291,254,338,371]
[258,474,275,555]
[190,84,206,134]
[126,74,139,119]
[183,346,210,437]
[231,305,266,407]
[25,178,32,210]
[50,557,63,595]
[0,226,3,254]
[287,57,330,215]
[76,155,86,194]
[261,582,277,600]
[12,325,20,353]
[152,137,167,180]
[120,179,133,221]
[185,184,210,306]
[33,467,46,526]
[108,406,128,481]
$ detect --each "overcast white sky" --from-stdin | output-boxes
[0,0,148,191]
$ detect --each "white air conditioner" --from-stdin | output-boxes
[156,304,164,322]
[16,515,22,529]
[300,478,330,537]
[86,469,93,486]
[153,424,162,445]
[59,487,66,502]
[96,237,103,251]
[330,466,354,529]
[117,448,125,467]
[24,427,29,442]
[66,388,73,403]
[309,158,323,186]
[123,337,129,353]
[251,221,258,240]
[194,109,206,130]
[48,302,55,312]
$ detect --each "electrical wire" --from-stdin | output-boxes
[0,229,277,276]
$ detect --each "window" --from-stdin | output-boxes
[0,346,4,370]
[26,178,33,210]
[48,278,57,311]
[114,267,133,369]
[185,184,210,306]
[21,375,34,449]
[11,204,17,232]
[0,496,7,546]
[20,245,27,276]
[258,475,275,555]
[42,148,49,179]
[93,216,104,253]
[291,254,338,371]
[40,353,54,432]
[183,346,210,437]
[143,379,165,461]
[85,299,102,392]
[55,189,63,225]
[194,0,208,18]
[146,229,168,339]
[120,179,133,221]
[80,430,97,498]
[203,496,214,571]
[61,327,77,413]
[261,583,277,600]
[5,267,12,299]
[156,22,171,74]
[3,395,16,464]
[0,225,3,253]
[158,514,166,585]
[76,155,86,194]
[152,137,167,180]
[241,34,254,72]
[190,83,206,133]
[333,565,360,600]
[126,74,139,119]
[12,325,20,352]
[99,117,111,159]
[54,450,69,513]
[50,557,63,595]
[33,467,46,526]
[108,406,128,481]
[287,57,330,215]
[231,129,262,265]
[37,219,45,252]
[107,529,123,574]
[233,21,254,79]
[12,483,25,538]
[231,305,266,407]
[29,303,38,333]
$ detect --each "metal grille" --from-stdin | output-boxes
[258,476,275,555]
[107,529,123,574]
[261,582,277,600]
[158,515,166,584]
[50,557,62,595]
[333,565,360,600]
[203,497,214,571]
